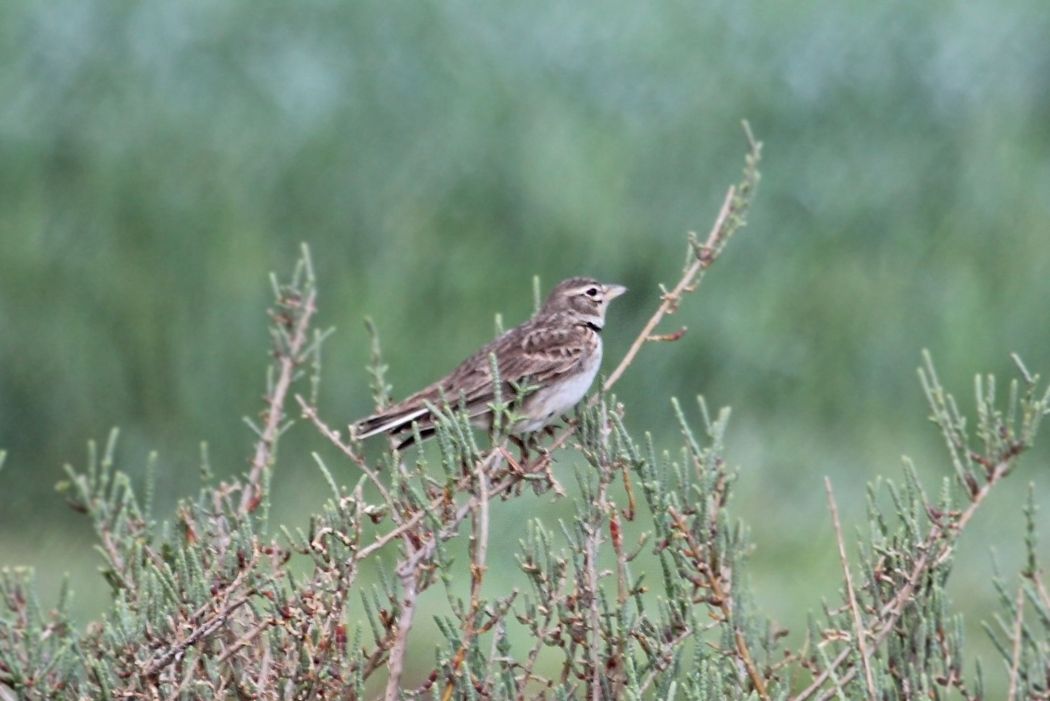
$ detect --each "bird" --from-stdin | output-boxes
[350,277,627,449]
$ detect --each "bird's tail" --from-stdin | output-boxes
[351,405,432,441]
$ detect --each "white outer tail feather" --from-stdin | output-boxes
[352,407,429,440]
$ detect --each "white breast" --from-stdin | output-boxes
[514,336,602,433]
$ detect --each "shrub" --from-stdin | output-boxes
[2,127,1048,700]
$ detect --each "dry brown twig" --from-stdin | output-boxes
[239,259,319,516]
[440,453,492,701]
[1006,584,1025,701]
[584,476,606,701]
[603,121,759,392]
[824,477,877,701]
[295,397,402,527]
[384,570,420,701]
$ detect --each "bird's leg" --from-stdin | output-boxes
[534,425,560,468]
[540,459,565,497]
[531,440,565,496]
[510,434,531,465]
[495,446,529,499]
[509,432,565,496]
[498,446,526,476]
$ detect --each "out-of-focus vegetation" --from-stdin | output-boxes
[1,0,1048,686]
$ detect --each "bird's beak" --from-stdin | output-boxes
[603,284,627,300]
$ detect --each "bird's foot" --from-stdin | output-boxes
[531,447,565,497]
[509,434,532,465]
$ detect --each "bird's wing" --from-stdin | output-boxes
[353,316,593,438]
[480,320,593,396]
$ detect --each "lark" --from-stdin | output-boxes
[351,277,627,448]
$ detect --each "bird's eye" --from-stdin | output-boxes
[585,287,599,297]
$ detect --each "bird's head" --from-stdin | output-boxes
[539,277,628,330]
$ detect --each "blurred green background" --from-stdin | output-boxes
[2,0,1049,687]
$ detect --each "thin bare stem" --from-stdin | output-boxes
[383,571,419,701]
[709,553,770,700]
[1027,567,1050,619]
[441,451,491,701]
[603,188,734,392]
[296,396,402,527]
[239,285,317,515]
[585,483,605,701]
[604,121,761,392]
[795,455,1021,701]
[609,510,628,607]
[1006,584,1025,701]
[825,477,876,700]
[515,600,561,701]
[380,451,513,698]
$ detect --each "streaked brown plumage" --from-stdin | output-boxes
[350,277,627,447]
